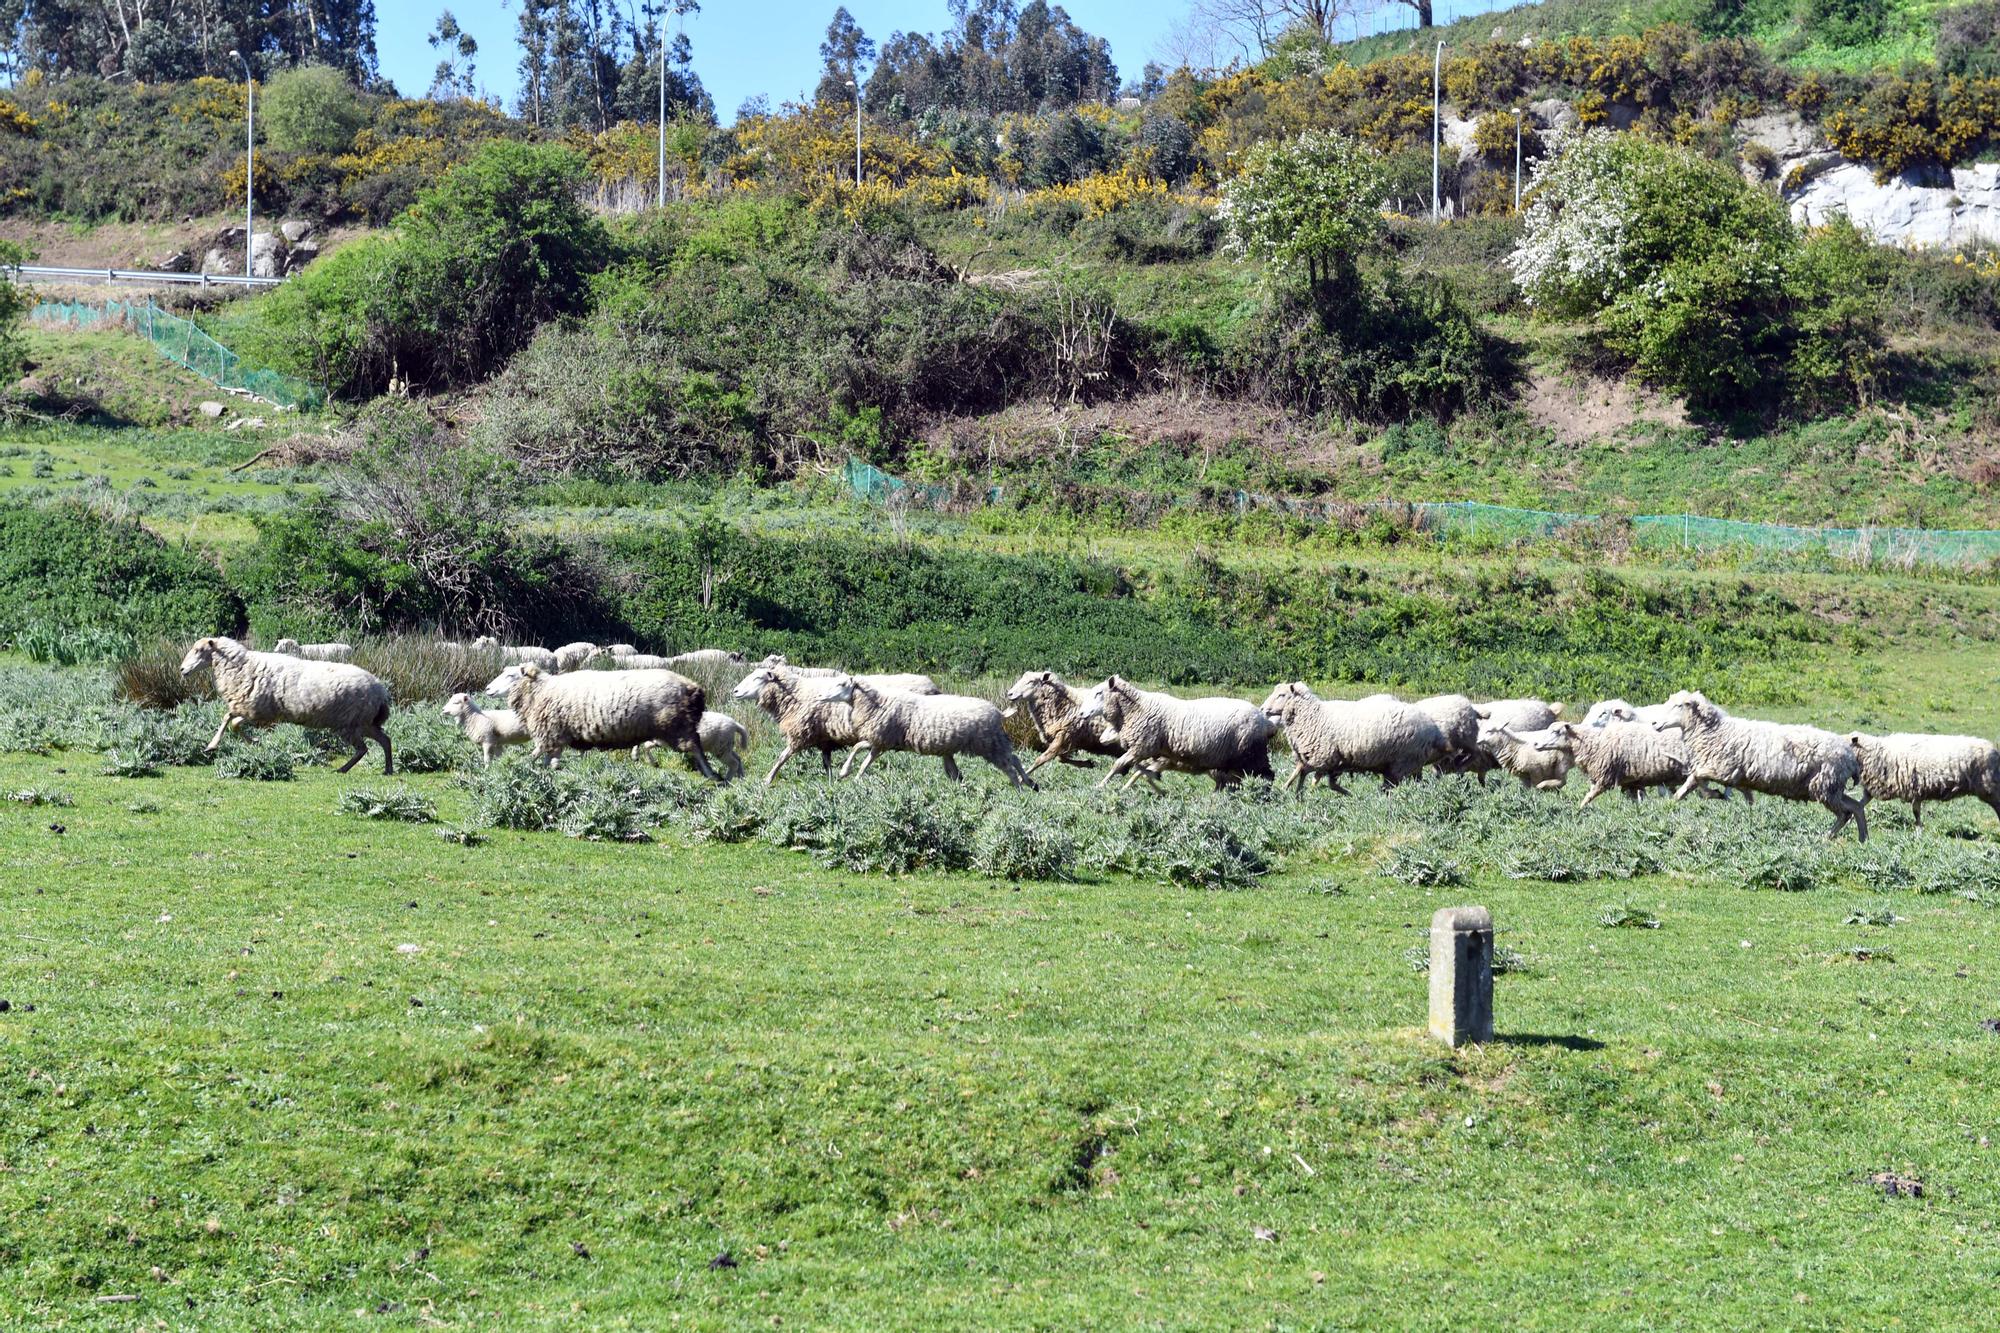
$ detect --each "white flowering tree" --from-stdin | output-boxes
[1220,129,1386,298]
[1504,128,1654,317]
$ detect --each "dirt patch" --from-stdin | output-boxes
[923,391,1360,472]
[0,214,368,274]
[1521,370,1691,446]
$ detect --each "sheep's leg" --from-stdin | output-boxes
[1828,795,1865,842]
[205,712,240,752]
[764,742,801,787]
[1024,744,1068,776]
[1911,799,1923,830]
[1059,754,1096,768]
[336,733,369,774]
[851,747,882,780]
[1670,771,1706,801]
[1579,777,1615,808]
[1284,760,1306,794]
[1098,750,1140,790]
[685,740,719,783]
[727,751,746,781]
[372,725,394,775]
[941,754,964,783]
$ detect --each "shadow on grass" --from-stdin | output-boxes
[1496,1033,1605,1052]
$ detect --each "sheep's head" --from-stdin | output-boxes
[760,653,789,669]
[485,664,529,697]
[1656,690,1711,731]
[470,635,499,651]
[731,668,774,700]
[442,693,473,722]
[273,637,302,655]
[726,650,746,664]
[179,637,222,677]
[1584,699,1636,728]
[1531,722,1580,754]
[1258,681,1308,720]
[1076,679,1113,720]
[1005,670,1057,703]
[822,673,858,705]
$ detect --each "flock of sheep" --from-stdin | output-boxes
[174,636,2000,845]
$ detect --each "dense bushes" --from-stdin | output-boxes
[0,502,242,645]
[246,141,609,396]
[1511,129,1882,411]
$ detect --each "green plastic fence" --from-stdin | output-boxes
[845,459,2000,571]
[30,297,323,410]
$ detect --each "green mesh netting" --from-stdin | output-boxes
[845,461,2000,571]
[31,297,323,410]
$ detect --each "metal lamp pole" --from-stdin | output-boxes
[229,48,254,277]
[1431,41,1442,222]
[1514,107,1524,212]
[845,78,861,185]
[657,28,666,207]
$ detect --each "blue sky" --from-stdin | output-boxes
[374,1,1509,124]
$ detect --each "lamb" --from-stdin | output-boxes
[552,641,601,672]
[667,648,747,671]
[1476,723,1572,791]
[503,663,716,777]
[471,636,558,671]
[179,636,393,774]
[1656,690,1867,840]
[1473,698,1564,732]
[1583,698,1680,731]
[732,665,871,784]
[822,674,1033,786]
[635,710,752,781]
[441,692,530,766]
[1417,693,1483,778]
[1531,721,1691,806]
[1077,676,1276,790]
[271,637,355,663]
[755,653,940,696]
[1259,683,1446,794]
[1002,670,1138,777]
[1847,731,2000,828]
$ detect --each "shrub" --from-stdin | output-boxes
[1939,3,2000,80]
[1221,129,1385,296]
[216,744,297,781]
[1157,815,1269,890]
[972,809,1080,881]
[462,760,569,831]
[0,239,28,384]
[1379,847,1464,887]
[385,706,466,774]
[0,502,243,644]
[809,784,981,874]
[1822,74,2000,180]
[262,65,368,155]
[337,785,438,823]
[17,620,135,666]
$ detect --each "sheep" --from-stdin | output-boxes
[605,653,676,670]
[1531,721,1691,806]
[1583,698,1680,731]
[635,710,752,781]
[1002,670,1143,777]
[503,663,716,778]
[601,644,639,658]
[441,692,530,766]
[1655,691,1867,840]
[755,653,940,696]
[667,648,747,671]
[732,665,871,784]
[179,635,393,774]
[271,637,355,663]
[471,636,557,671]
[1473,698,1564,732]
[1077,675,1275,790]
[552,641,601,673]
[1476,723,1572,791]
[1847,731,2000,829]
[822,674,1033,786]
[1259,683,1446,794]
[1417,694,1483,779]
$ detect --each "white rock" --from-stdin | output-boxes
[278,218,314,244]
[1791,161,2000,249]
[198,401,225,418]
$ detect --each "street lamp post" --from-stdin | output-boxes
[657,30,666,208]
[229,48,254,277]
[1514,107,1524,212]
[845,78,861,186]
[1431,41,1442,222]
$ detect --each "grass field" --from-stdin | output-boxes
[5,746,2000,1328]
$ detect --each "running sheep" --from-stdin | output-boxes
[1476,723,1572,791]
[1003,670,1138,777]
[732,665,870,784]
[634,710,753,781]
[552,641,601,672]
[1417,694,1483,779]
[1473,699,1564,732]
[271,637,354,662]
[1531,721,1691,806]
[1259,684,1446,794]
[822,674,1033,787]
[667,649,748,671]
[180,636,393,774]
[1077,676,1275,790]
[754,654,940,695]
[441,692,530,766]
[503,663,716,777]
[1847,731,2000,828]
[471,636,557,671]
[1656,691,1867,840]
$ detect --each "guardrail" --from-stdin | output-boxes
[4,264,282,289]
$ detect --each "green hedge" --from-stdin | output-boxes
[0,502,243,643]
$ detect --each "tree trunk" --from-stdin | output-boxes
[1413,0,1434,28]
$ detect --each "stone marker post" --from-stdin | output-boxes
[1428,905,1494,1048]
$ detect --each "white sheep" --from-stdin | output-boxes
[1002,669,1145,779]
[1415,694,1483,778]
[1259,683,1446,794]
[667,648,747,670]
[1476,723,1572,791]
[441,692,530,766]
[823,674,1033,786]
[271,637,355,662]
[605,652,675,670]
[180,635,393,773]
[634,710,752,781]
[755,653,940,696]
[1583,698,1680,731]
[1847,731,2000,828]
[601,643,639,658]
[503,663,716,777]
[732,666,869,784]
[1531,720,1691,806]
[552,641,601,672]
[1473,698,1564,732]
[472,636,558,671]
[1656,691,1867,840]
[1077,676,1276,790]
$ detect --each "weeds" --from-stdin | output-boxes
[337,786,438,823]
[1598,905,1662,929]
